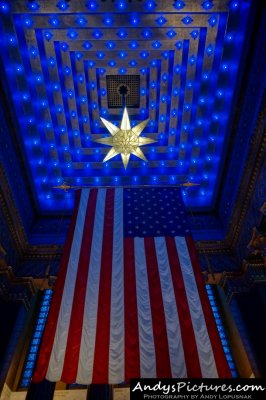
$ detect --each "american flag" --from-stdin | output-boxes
[33,187,231,384]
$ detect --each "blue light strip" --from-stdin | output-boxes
[20,290,53,388]
[206,284,237,377]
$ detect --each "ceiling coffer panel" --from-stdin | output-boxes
[0,0,251,212]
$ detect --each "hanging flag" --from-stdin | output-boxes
[32,187,231,384]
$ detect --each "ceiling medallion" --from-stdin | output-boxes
[94,107,157,169]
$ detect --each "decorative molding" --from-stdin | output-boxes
[206,258,266,304]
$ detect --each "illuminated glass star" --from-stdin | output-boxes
[94,107,156,169]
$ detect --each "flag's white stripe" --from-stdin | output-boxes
[134,237,156,378]
[109,188,124,383]
[46,189,90,381]
[175,236,218,378]
[76,189,106,384]
[154,237,187,378]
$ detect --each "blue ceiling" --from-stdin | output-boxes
[0,0,251,213]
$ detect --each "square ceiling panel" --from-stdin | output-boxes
[0,0,251,212]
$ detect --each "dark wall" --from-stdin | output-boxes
[236,283,266,377]
[0,299,20,365]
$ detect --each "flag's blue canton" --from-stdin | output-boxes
[124,187,191,237]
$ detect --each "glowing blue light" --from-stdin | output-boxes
[60,42,69,52]
[140,67,147,75]
[108,60,116,67]
[75,52,83,61]
[119,67,127,74]
[194,139,200,145]
[88,60,95,68]
[97,51,105,59]
[27,1,40,11]
[119,50,127,59]
[161,51,169,59]
[197,119,203,126]
[156,16,167,26]
[71,110,76,118]
[106,41,115,50]
[83,115,89,123]
[80,96,87,104]
[93,30,103,39]
[201,0,213,10]
[35,73,42,83]
[49,16,60,27]
[140,51,149,59]
[228,0,239,10]
[30,46,38,58]
[222,63,229,71]
[74,130,79,137]
[8,35,16,46]
[142,29,152,39]
[101,16,112,27]
[64,66,71,76]
[83,41,92,50]
[189,55,196,65]
[129,60,137,67]
[78,74,84,83]
[0,1,10,14]
[225,33,233,42]
[22,93,30,101]
[173,1,185,9]
[173,88,179,96]
[160,114,165,122]
[67,89,74,98]
[57,1,69,11]
[86,0,98,10]
[190,30,199,40]
[172,109,177,117]
[161,95,167,103]
[175,64,181,74]
[76,16,87,26]
[162,73,168,82]
[150,101,156,109]
[56,104,63,113]
[90,81,96,89]
[152,40,161,49]
[208,15,217,27]
[202,72,209,80]
[199,97,205,104]
[24,16,33,28]
[99,68,106,75]
[68,29,78,40]
[170,128,176,136]
[45,121,52,129]
[130,14,140,25]
[44,31,53,41]
[150,60,157,67]
[144,0,156,10]
[184,103,191,111]
[206,44,213,56]
[175,41,182,50]
[116,1,127,10]
[166,30,176,39]
[216,89,223,97]
[129,41,138,49]
[117,29,127,39]
[182,16,193,25]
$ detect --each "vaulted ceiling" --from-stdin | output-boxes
[0,0,264,248]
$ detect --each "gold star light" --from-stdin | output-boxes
[93,107,157,169]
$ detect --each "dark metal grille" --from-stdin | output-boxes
[106,75,140,108]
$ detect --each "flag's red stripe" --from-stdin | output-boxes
[186,236,232,378]
[61,189,98,383]
[32,190,82,382]
[92,189,115,383]
[166,237,202,378]
[124,237,140,381]
[144,237,172,378]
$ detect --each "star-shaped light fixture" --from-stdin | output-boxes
[93,107,157,169]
